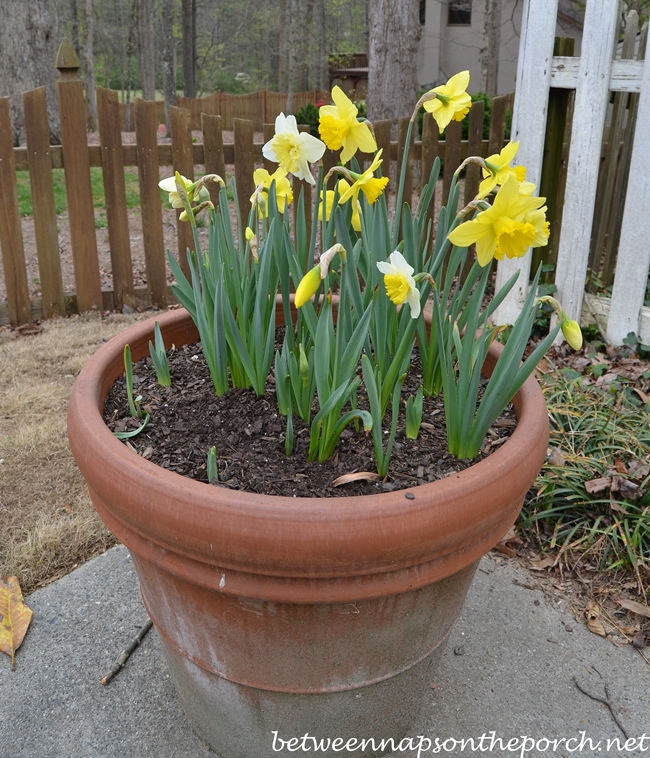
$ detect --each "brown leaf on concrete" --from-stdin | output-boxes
[585,476,612,494]
[0,577,34,670]
[529,555,556,571]
[614,596,650,618]
[585,599,607,637]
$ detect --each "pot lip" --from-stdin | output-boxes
[67,307,548,580]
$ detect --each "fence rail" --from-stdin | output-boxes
[117,89,331,132]
[0,43,514,326]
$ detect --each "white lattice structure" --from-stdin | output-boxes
[494,0,650,346]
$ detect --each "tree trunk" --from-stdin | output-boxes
[139,0,155,101]
[161,0,177,131]
[298,0,313,91]
[0,0,60,145]
[482,0,502,96]
[286,0,297,113]
[367,0,421,126]
[182,0,195,97]
[82,0,98,129]
[316,0,327,90]
[69,0,80,54]
[278,0,287,91]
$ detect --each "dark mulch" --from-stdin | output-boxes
[102,341,516,498]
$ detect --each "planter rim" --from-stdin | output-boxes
[68,307,548,601]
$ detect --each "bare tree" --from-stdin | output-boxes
[182,0,196,96]
[367,0,421,125]
[0,0,60,145]
[139,0,155,100]
[278,0,287,91]
[82,0,98,128]
[69,0,80,53]
[161,0,177,129]
[482,0,502,96]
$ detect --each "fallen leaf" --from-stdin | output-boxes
[0,577,34,669]
[529,555,556,571]
[584,599,607,637]
[628,460,650,481]
[332,472,381,487]
[613,459,627,475]
[585,476,611,494]
[634,388,650,405]
[611,476,641,500]
[614,597,650,618]
[494,526,521,556]
[548,448,565,467]
[632,631,647,649]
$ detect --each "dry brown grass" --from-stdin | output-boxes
[0,310,153,594]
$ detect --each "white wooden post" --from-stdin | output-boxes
[552,0,619,327]
[606,51,650,345]
[493,0,557,325]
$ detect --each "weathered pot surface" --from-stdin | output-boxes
[67,307,549,758]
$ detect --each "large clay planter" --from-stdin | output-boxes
[67,307,548,758]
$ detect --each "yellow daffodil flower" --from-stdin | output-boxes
[376,251,421,319]
[295,244,345,308]
[338,150,389,206]
[447,174,549,267]
[478,141,527,198]
[262,113,326,186]
[159,173,194,208]
[319,180,362,231]
[250,167,293,215]
[319,86,377,163]
[422,71,472,133]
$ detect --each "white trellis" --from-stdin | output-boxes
[493,0,650,346]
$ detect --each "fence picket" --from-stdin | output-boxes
[55,40,103,312]
[233,118,255,227]
[170,105,195,277]
[442,121,462,206]
[134,98,167,309]
[0,98,31,325]
[464,100,485,206]
[97,87,135,310]
[493,0,559,324]
[22,86,64,319]
[588,13,639,290]
[602,24,648,286]
[201,113,226,208]
[532,36,575,279]
[607,24,650,345]
[553,0,619,324]
[397,117,414,207]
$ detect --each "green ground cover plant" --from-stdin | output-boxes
[522,353,650,592]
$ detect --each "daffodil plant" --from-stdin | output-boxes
[158,72,582,478]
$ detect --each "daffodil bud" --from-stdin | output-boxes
[319,243,345,279]
[561,316,583,350]
[299,343,309,388]
[295,265,321,308]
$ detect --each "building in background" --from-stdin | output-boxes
[418,0,584,94]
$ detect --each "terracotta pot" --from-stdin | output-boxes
[67,307,548,758]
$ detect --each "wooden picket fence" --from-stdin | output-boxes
[0,40,514,326]
[118,89,331,132]
[495,0,650,346]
